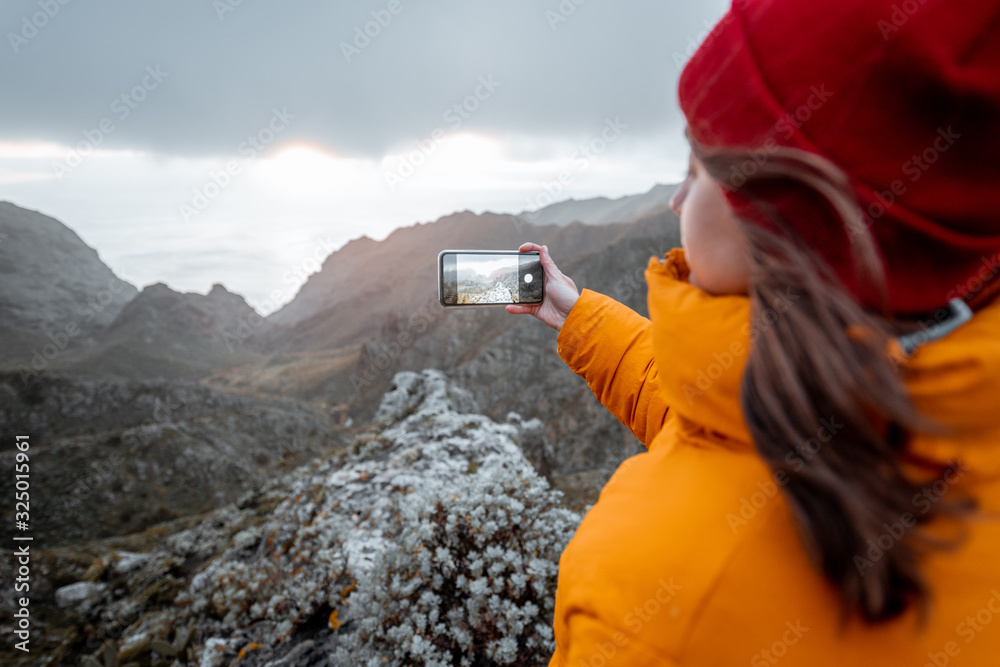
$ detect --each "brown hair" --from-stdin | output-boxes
[693,142,977,625]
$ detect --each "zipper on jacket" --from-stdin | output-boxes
[897,298,974,357]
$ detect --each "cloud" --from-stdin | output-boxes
[0,0,728,312]
[0,0,729,159]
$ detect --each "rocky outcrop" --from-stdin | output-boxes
[0,202,138,366]
[0,202,265,382]
[339,209,680,510]
[0,191,682,665]
[461,280,514,304]
[0,372,345,545]
[52,282,265,381]
[9,370,579,666]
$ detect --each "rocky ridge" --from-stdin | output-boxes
[0,202,138,366]
[0,372,345,545]
[2,369,580,666]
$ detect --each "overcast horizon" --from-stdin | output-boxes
[1,0,729,311]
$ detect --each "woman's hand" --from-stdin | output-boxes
[505,242,580,332]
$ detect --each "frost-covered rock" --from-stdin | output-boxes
[55,581,108,616]
[56,369,579,667]
[198,637,234,667]
[333,467,576,666]
[373,367,479,425]
[112,550,153,573]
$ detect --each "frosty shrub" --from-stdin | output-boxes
[335,462,578,667]
[65,370,580,667]
[175,501,354,646]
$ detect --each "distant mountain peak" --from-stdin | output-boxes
[513,181,678,227]
[0,202,138,352]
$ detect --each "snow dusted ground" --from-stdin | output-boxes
[463,281,515,304]
[49,369,578,666]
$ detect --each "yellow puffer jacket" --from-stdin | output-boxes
[548,248,1000,666]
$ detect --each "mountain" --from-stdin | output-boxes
[0,192,681,491]
[0,188,683,665]
[486,266,518,283]
[199,205,680,507]
[0,202,138,364]
[513,182,678,226]
[206,210,667,412]
[0,371,344,545]
[52,281,265,381]
[12,370,573,666]
[456,266,483,282]
[263,182,674,330]
[264,234,379,328]
[0,202,266,383]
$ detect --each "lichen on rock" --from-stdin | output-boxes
[44,368,578,667]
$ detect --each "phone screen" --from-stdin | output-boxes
[439,251,543,306]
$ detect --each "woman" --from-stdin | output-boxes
[507,0,1000,664]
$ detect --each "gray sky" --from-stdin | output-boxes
[458,255,519,279]
[0,0,729,311]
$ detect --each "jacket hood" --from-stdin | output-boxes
[644,248,1000,482]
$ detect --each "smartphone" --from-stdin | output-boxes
[438,249,544,307]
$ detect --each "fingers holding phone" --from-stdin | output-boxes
[505,243,580,332]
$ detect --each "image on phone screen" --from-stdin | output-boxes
[439,251,543,306]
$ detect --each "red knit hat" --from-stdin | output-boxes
[678,0,1000,315]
